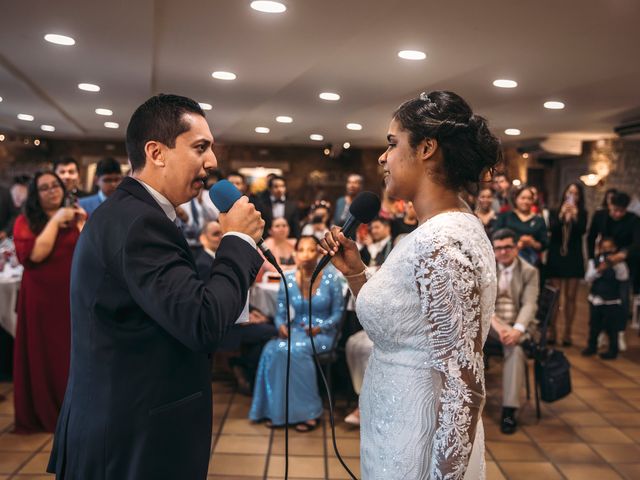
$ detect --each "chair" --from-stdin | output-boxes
[631,294,640,331]
[483,283,560,420]
[316,290,352,401]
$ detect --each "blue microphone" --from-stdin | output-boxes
[209,180,280,270]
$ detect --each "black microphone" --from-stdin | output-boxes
[209,180,280,270]
[313,191,380,277]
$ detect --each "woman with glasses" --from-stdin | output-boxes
[12,171,86,433]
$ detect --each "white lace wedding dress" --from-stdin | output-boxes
[356,212,496,479]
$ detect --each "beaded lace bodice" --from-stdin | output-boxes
[356,212,496,479]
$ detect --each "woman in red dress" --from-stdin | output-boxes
[12,171,86,433]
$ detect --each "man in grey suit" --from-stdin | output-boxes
[487,228,539,434]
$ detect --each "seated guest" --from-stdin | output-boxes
[582,237,629,360]
[1,175,29,240]
[495,185,548,267]
[249,236,345,432]
[194,221,276,393]
[255,175,300,239]
[475,187,497,238]
[79,157,123,215]
[227,171,256,203]
[177,183,219,247]
[485,228,539,434]
[391,201,418,244]
[257,217,296,282]
[12,172,86,432]
[53,157,89,199]
[360,217,393,267]
[301,200,331,240]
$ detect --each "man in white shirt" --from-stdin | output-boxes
[487,228,539,434]
[359,217,393,267]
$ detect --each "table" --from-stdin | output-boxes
[0,264,22,337]
[250,281,281,318]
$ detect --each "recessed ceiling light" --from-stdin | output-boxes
[343,142,351,149]
[17,114,34,121]
[310,134,324,141]
[44,33,76,46]
[78,83,100,92]
[319,92,340,101]
[512,179,522,186]
[0,134,5,142]
[199,102,212,111]
[34,139,41,146]
[544,101,565,110]
[504,128,521,136]
[398,50,426,60]
[346,123,362,131]
[104,122,119,129]
[255,127,270,134]
[493,79,518,89]
[95,108,113,116]
[212,71,237,81]
[0,96,3,102]
[522,153,529,159]
[40,125,56,132]
[250,1,286,13]
[276,115,293,123]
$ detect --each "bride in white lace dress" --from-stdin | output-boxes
[321,91,500,479]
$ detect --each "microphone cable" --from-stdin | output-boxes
[306,266,359,480]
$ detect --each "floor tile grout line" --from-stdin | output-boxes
[513,419,569,480]
[262,427,274,480]
[322,415,328,480]
[212,387,236,453]
[6,435,51,479]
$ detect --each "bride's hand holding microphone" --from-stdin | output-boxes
[318,227,366,277]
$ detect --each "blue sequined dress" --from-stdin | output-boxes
[249,267,345,425]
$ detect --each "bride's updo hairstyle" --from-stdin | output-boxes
[393,90,501,193]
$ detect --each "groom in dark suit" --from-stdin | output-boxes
[47,94,265,480]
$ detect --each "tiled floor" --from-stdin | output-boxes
[1,288,640,479]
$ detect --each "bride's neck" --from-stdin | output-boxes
[411,178,465,224]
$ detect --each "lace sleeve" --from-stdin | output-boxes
[415,237,485,480]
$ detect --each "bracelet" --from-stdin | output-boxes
[344,269,367,279]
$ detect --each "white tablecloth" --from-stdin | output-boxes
[0,265,22,337]
[250,281,281,318]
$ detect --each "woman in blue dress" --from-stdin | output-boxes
[249,235,345,432]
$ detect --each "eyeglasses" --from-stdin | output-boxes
[494,245,516,252]
[37,183,63,193]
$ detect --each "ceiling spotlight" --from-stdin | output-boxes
[504,128,521,136]
[0,96,3,102]
[324,148,331,156]
[276,115,293,123]
[34,139,41,146]
[522,153,529,159]
[346,123,362,131]
[44,33,76,46]
[310,134,324,141]
[544,101,565,110]
[104,122,119,129]
[250,1,286,13]
[198,102,212,111]
[319,92,340,101]
[255,127,270,134]
[0,134,5,142]
[493,79,518,89]
[211,71,237,81]
[78,83,100,92]
[17,114,34,121]
[343,142,351,149]
[397,50,426,60]
[512,179,522,186]
[41,125,56,132]
[95,108,113,116]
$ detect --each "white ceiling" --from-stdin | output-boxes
[1,0,639,148]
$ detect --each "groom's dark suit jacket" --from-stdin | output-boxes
[47,177,263,480]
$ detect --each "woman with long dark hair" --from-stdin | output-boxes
[546,183,588,345]
[12,171,86,432]
[320,91,499,478]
